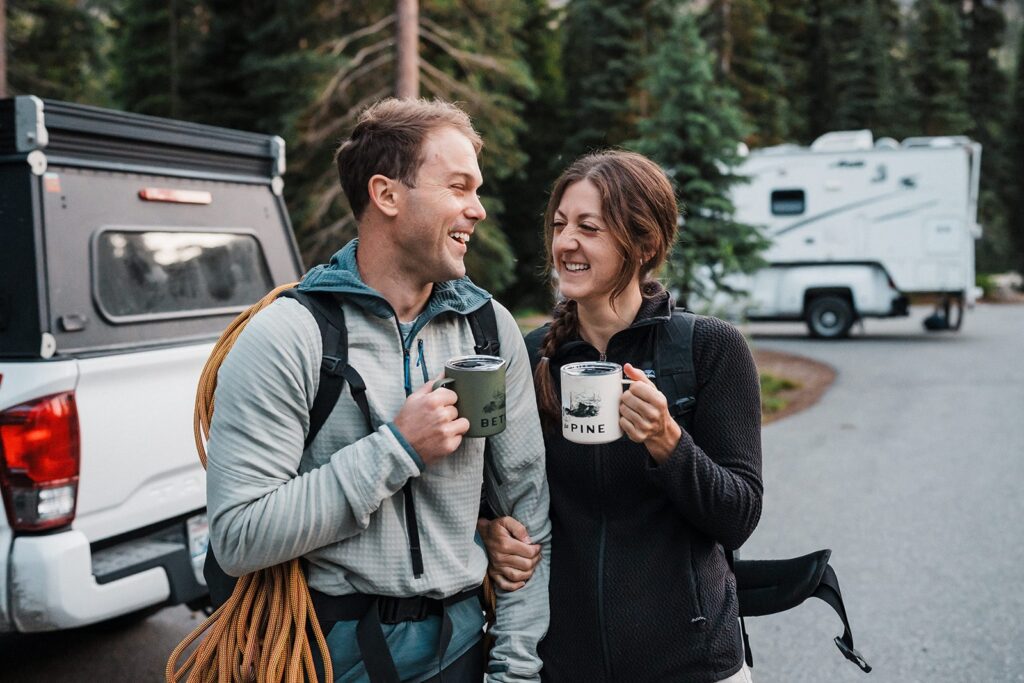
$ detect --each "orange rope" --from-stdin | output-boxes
[167,283,333,683]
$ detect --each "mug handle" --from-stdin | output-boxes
[432,377,456,391]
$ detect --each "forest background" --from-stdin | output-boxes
[5,0,1024,312]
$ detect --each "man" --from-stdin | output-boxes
[206,98,550,682]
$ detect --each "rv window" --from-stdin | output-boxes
[93,230,274,322]
[771,190,805,216]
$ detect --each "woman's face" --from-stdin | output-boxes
[551,180,632,305]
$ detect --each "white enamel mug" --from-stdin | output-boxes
[560,361,633,444]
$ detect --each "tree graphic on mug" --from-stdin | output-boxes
[565,391,601,418]
[483,390,505,414]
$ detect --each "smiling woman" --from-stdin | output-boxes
[480,149,763,683]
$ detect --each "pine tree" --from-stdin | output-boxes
[961,0,1014,273]
[7,0,110,104]
[802,1,905,140]
[1007,23,1024,276]
[702,0,789,147]
[767,0,814,143]
[497,0,569,310]
[559,0,654,157]
[112,0,202,118]
[630,5,768,301]
[906,0,972,136]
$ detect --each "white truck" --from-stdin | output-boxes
[0,96,302,631]
[727,130,982,338]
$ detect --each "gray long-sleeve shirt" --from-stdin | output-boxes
[206,243,550,681]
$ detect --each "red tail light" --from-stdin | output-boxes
[0,392,80,531]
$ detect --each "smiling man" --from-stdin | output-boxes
[205,99,551,682]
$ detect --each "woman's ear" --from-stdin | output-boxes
[367,174,400,217]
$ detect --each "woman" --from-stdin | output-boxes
[480,150,762,682]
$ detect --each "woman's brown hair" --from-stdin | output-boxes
[533,150,679,433]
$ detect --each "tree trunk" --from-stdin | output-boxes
[395,0,419,98]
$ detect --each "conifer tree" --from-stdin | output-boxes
[7,0,109,104]
[702,0,789,147]
[961,0,1013,273]
[767,0,814,143]
[559,0,652,157]
[906,0,972,135]
[1006,23,1024,276]
[630,5,768,301]
[112,0,202,118]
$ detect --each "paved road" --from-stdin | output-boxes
[740,304,1024,682]
[2,304,1021,682]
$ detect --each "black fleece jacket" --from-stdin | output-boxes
[525,291,763,683]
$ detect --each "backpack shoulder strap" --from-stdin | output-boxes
[654,310,698,431]
[278,289,373,447]
[467,299,501,357]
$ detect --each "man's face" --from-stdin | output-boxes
[393,126,486,284]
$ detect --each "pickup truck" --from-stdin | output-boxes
[0,96,303,631]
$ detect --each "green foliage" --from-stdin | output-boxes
[760,371,799,416]
[767,0,814,143]
[962,0,1014,273]
[559,0,657,157]
[111,0,203,118]
[907,0,972,135]
[1007,22,1024,275]
[495,0,568,310]
[630,6,769,302]
[702,0,790,147]
[7,0,111,104]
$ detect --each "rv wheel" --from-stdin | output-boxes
[806,296,855,339]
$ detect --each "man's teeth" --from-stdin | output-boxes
[450,231,470,244]
[564,262,590,272]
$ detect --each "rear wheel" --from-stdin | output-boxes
[806,296,855,339]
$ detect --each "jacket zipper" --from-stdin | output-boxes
[595,443,613,681]
[688,547,707,631]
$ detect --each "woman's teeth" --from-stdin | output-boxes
[564,262,590,272]
[450,231,470,244]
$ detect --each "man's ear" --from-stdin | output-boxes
[367,174,400,217]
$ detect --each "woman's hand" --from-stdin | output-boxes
[477,517,541,591]
[620,362,682,463]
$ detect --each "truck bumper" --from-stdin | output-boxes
[7,514,207,632]
[890,295,910,316]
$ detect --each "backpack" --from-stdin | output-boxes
[170,285,501,683]
[526,310,871,674]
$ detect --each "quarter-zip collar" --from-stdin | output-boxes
[298,238,492,340]
[549,284,675,368]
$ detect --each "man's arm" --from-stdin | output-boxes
[482,302,551,683]
[206,298,423,576]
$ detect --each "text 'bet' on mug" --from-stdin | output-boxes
[433,355,507,437]
[560,361,632,444]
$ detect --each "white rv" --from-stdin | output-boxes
[728,130,982,338]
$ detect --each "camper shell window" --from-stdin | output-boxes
[771,189,806,216]
[93,229,273,323]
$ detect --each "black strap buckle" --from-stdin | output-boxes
[669,396,696,418]
[378,596,436,624]
[834,636,872,673]
[321,355,346,376]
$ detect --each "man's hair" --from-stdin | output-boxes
[334,98,483,219]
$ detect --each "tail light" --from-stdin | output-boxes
[0,392,80,531]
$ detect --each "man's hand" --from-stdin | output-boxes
[393,374,470,467]
[478,516,541,591]
[620,362,682,464]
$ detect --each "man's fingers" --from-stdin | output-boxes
[497,516,532,544]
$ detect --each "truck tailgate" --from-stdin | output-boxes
[71,343,211,542]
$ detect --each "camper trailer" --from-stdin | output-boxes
[729,130,982,338]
